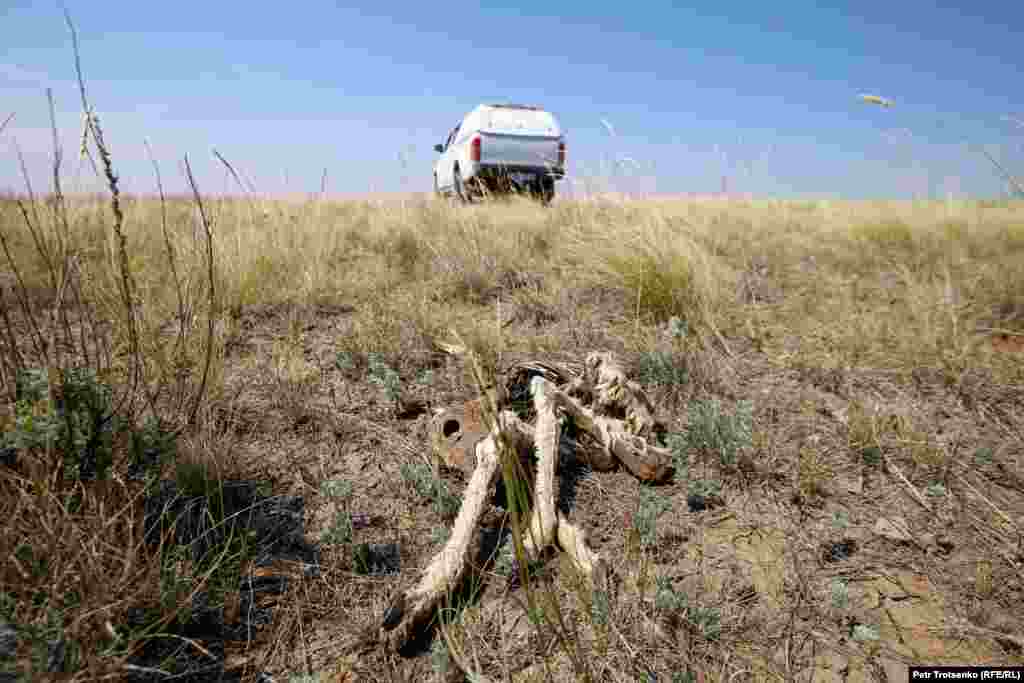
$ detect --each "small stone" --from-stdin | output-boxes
[873,516,912,543]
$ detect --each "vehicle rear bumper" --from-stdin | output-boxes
[473,163,565,180]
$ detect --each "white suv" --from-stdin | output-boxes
[433,103,566,204]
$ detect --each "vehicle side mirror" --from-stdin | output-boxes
[433,144,444,153]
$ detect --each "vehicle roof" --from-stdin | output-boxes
[475,103,547,112]
[460,104,561,134]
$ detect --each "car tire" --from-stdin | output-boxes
[453,167,468,204]
[538,176,555,206]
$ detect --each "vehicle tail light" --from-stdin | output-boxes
[470,136,481,162]
[558,139,566,167]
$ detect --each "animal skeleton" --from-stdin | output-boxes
[379,351,674,652]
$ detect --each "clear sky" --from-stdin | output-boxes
[2,1,1022,198]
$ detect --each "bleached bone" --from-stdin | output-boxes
[382,412,510,652]
[521,376,559,557]
[519,377,611,579]
[382,352,670,652]
[569,351,660,438]
[548,387,673,483]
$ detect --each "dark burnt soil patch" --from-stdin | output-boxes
[116,479,319,682]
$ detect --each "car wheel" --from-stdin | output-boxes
[453,167,468,204]
[538,176,555,206]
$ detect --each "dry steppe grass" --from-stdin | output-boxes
[2,191,1024,682]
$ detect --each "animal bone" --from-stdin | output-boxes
[382,352,671,652]
[521,376,560,557]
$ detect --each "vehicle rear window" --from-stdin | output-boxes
[482,108,559,135]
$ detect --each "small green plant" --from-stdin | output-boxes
[637,350,688,387]
[668,315,689,341]
[367,353,402,410]
[5,367,118,480]
[430,526,451,545]
[925,482,947,497]
[174,460,217,500]
[399,462,460,518]
[832,510,850,530]
[590,585,611,656]
[129,414,177,478]
[851,623,880,642]
[334,351,355,372]
[430,635,451,675]
[687,605,722,641]
[320,478,356,545]
[973,447,994,466]
[171,459,233,536]
[494,540,517,578]
[0,591,14,618]
[685,398,753,467]
[321,510,354,545]
[204,531,251,612]
[652,575,719,640]
[494,538,544,581]
[13,543,46,582]
[4,365,176,486]
[687,479,721,499]
[590,588,610,624]
[159,545,194,625]
[350,543,370,574]
[630,488,671,597]
[861,446,882,467]
[321,478,354,499]
[634,486,672,549]
[830,578,850,609]
[654,575,687,612]
[663,432,689,476]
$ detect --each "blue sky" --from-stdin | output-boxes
[2,1,1022,198]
